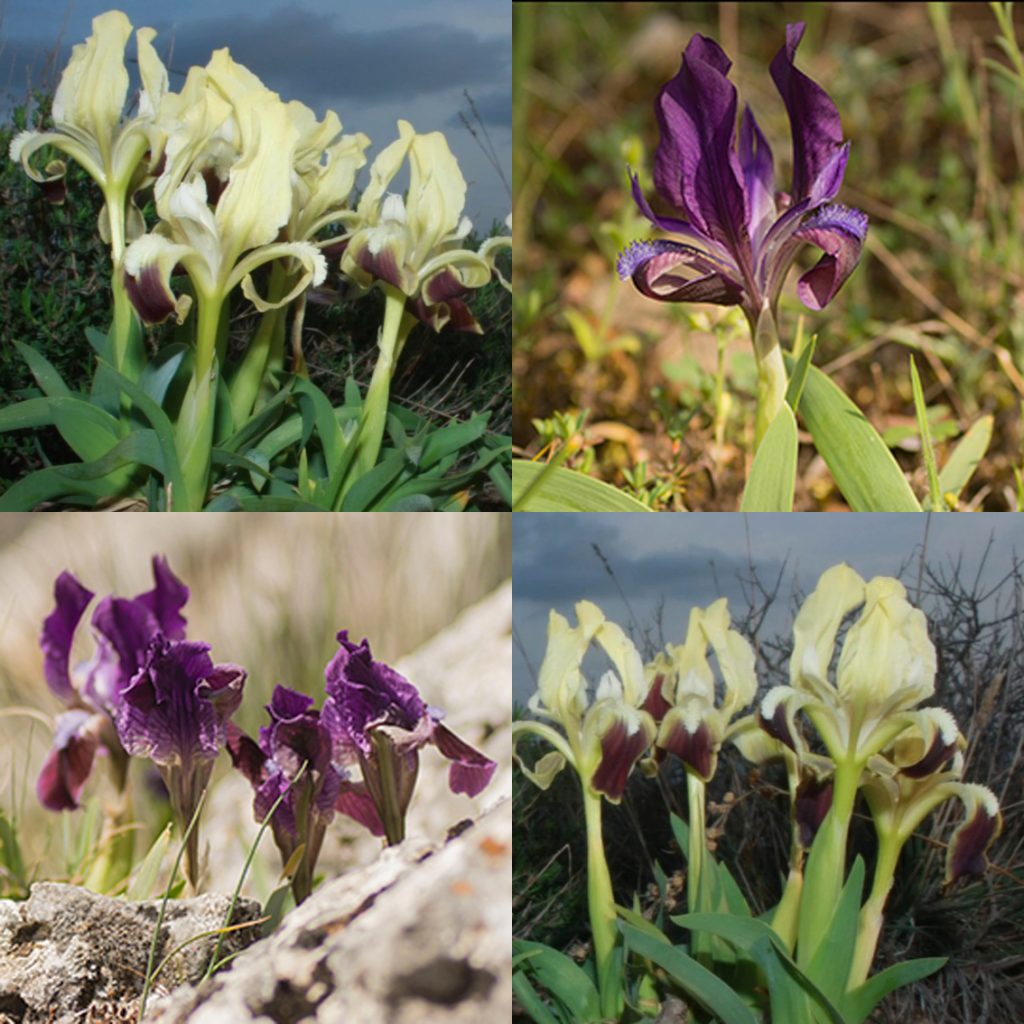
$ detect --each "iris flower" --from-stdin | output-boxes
[617,23,867,441]
[36,556,189,811]
[116,635,246,890]
[321,631,496,846]
[8,9,168,375]
[338,121,511,481]
[512,601,656,1018]
[641,598,756,781]
[227,685,368,902]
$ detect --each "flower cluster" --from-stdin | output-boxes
[516,566,1002,1014]
[8,9,511,510]
[35,558,497,902]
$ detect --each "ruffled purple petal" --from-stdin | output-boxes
[84,595,161,711]
[617,239,745,306]
[654,35,750,261]
[321,631,427,758]
[226,723,266,788]
[335,779,386,837]
[117,637,244,769]
[431,722,496,797]
[36,710,101,811]
[133,556,189,640]
[769,23,847,202]
[40,572,94,703]
[792,203,868,310]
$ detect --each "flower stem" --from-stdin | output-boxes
[342,284,415,498]
[229,261,288,425]
[686,771,713,966]
[582,787,621,1019]
[797,754,861,968]
[176,292,225,511]
[848,826,902,988]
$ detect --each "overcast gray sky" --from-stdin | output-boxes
[513,513,1024,708]
[1,0,510,229]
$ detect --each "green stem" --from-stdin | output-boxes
[230,262,289,424]
[797,755,861,967]
[754,341,788,449]
[686,771,713,967]
[848,826,902,988]
[176,292,225,511]
[582,788,620,1020]
[346,284,415,489]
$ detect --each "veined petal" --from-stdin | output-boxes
[584,703,656,801]
[654,34,750,259]
[134,555,189,640]
[431,721,497,796]
[36,710,103,811]
[40,571,95,703]
[837,575,936,712]
[795,771,834,847]
[945,784,1002,885]
[641,660,674,723]
[892,707,963,779]
[790,563,866,690]
[406,128,467,267]
[656,702,719,780]
[592,619,646,707]
[791,203,868,310]
[52,10,132,174]
[335,779,386,836]
[616,239,744,305]
[739,105,775,247]
[358,119,416,220]
[123,233,195,325]
[769,23,846,202]
[699,598,757,716]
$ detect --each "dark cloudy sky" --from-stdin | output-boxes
[513,513,1024,708]
[1,0,510,228]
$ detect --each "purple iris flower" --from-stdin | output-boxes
[321,631,497,845]
[227,685,374,903]
[617,23,867,327]
[36,556,189,812]
[116,635,246,889]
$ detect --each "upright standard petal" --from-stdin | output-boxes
[40,572,95,702]
[769,23,846,202]
[134,555,189,640]
[739,105,775,246]
[321,631,426,759]
[654,34,750,262]
[116,637,246,769]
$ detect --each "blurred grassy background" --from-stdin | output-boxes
[0,513,511,895]
[513,2,1024,510]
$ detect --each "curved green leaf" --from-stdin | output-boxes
[512,940,601,1024]
[13,341,71,397]
[619,923,758,1024]
[512,461,653,511]
[927,414,993,510]
[741,403,797,511]
[790,361,921,511]
[844,957,947,1024]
